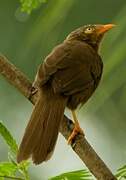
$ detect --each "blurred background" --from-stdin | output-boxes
[0,0,126,179]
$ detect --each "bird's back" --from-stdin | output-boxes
[43,40,103,109]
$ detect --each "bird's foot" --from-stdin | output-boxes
[28,86,38,100]
[67,124,84,145]
[31,86,38,95]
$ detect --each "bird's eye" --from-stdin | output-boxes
[84,27,93,34]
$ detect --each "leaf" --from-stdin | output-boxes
[0,121,18,154]
[0,162,18,176]
[18,160,30,171]
[49,169,94,180]
[8,152,18,165]
[0,121,30,179]
[116,165,126,179]
[17,161,30,180]
[20,0,47,13]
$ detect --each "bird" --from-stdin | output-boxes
[17,24,115,164]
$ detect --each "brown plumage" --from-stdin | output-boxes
[17,24,115,164]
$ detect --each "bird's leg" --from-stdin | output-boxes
[67,110,84,145]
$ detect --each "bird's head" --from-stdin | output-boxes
[66,24,115,51]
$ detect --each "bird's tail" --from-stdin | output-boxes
[17,89,67,164]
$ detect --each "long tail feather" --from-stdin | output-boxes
[17,90,67,164]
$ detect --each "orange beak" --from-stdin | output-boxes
[96,24,116,35]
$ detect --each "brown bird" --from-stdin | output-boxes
[17,24,115,164]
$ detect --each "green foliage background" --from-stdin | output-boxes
[0,0,126,179]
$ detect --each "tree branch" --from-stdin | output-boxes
[0,55,117,180]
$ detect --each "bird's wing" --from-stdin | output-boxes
[34,40,102,95]
[33,43,69,88]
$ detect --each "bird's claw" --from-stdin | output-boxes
[31,86,38,95]
[28,86,38,100]
[67,125,84,145]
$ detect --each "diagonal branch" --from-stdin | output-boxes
[0,55,117,180]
